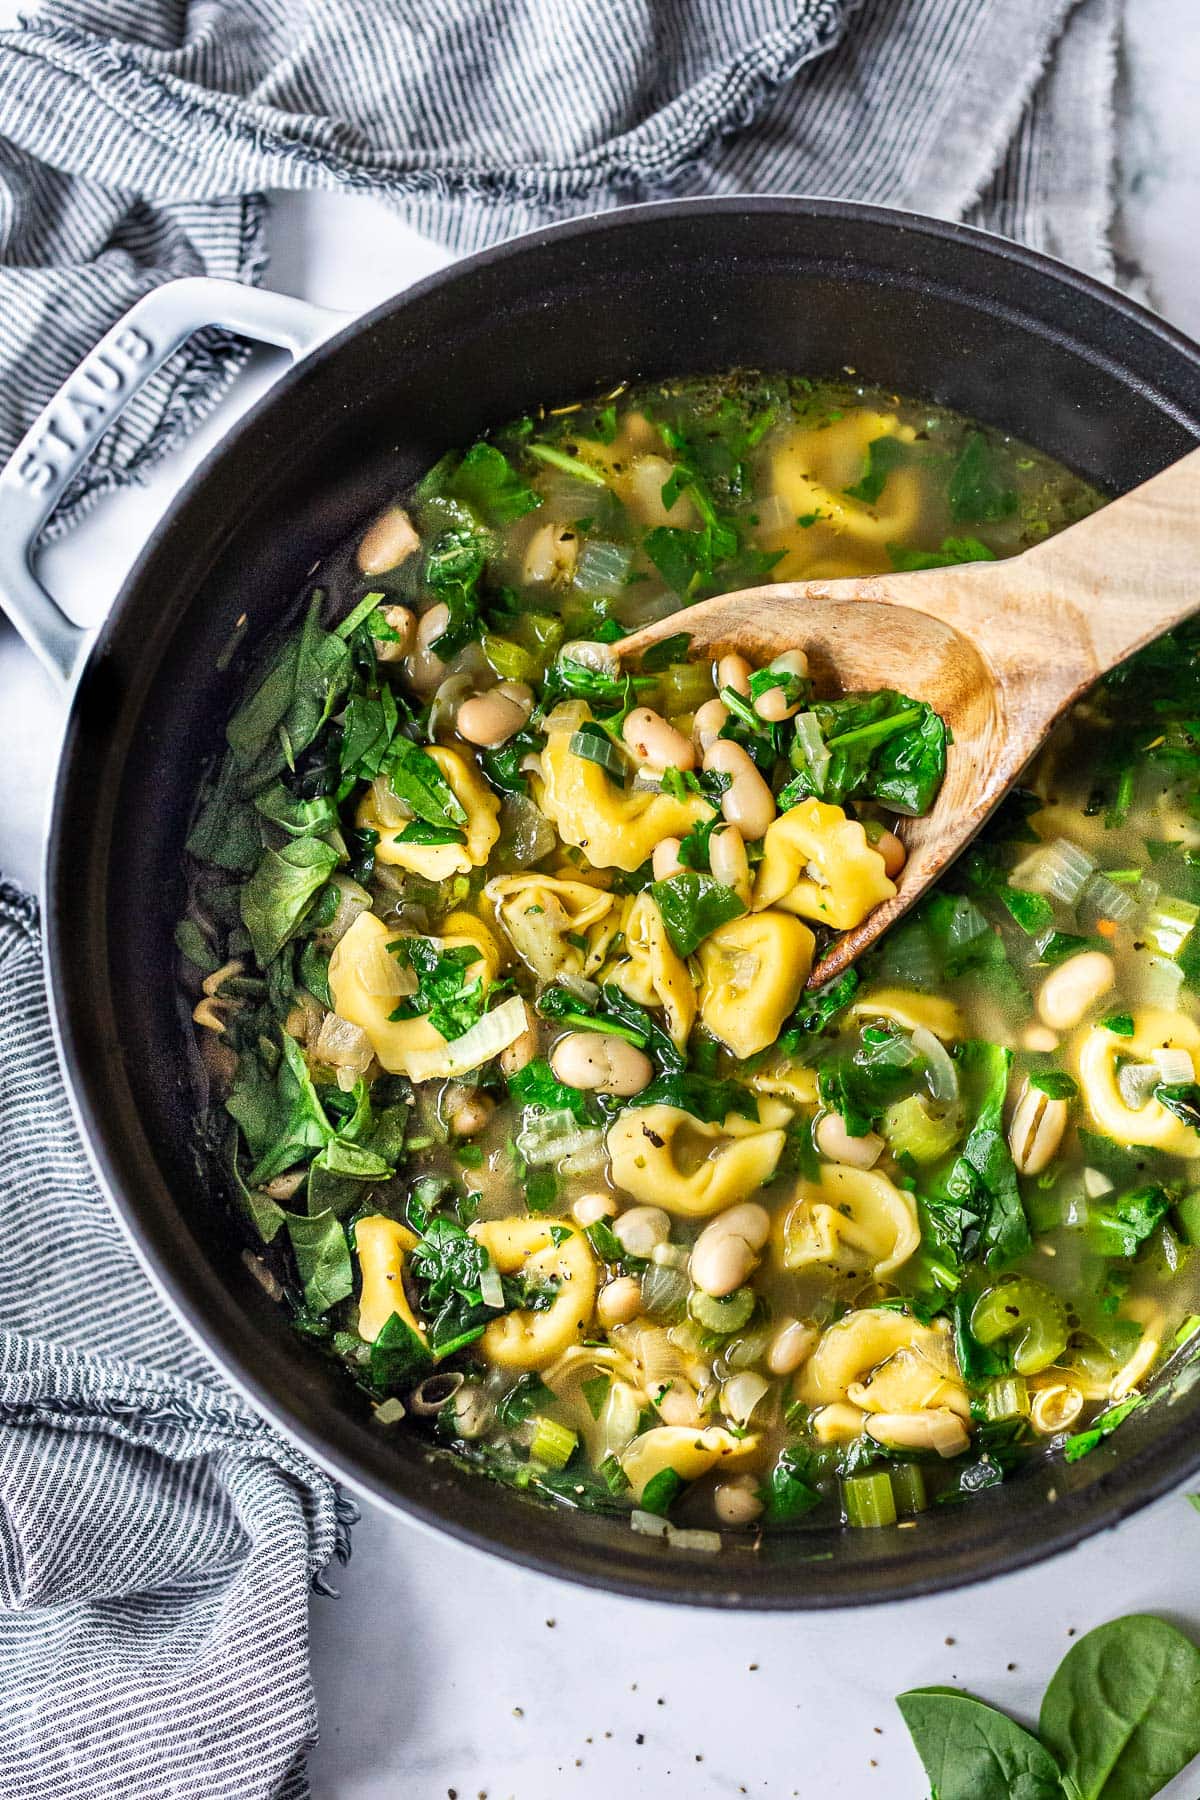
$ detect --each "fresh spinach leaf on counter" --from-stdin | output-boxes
[897,1689,1062,1800]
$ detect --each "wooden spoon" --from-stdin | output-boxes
[618,445,1200,988]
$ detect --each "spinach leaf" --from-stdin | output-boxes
[448,441,540,527]
[897,1688,1063,1800]
[1086,1184,1169,1259]
[253,784,339,839]
[637,1073,757,1124]
[779,967,859,1043]
[339,689,400,780]
[888,535,997,571]
[1039,1615,1200,1800]
[781,689,946,817]
[845,435,908,506]
[649,872,746,957]
[948,1041,1029,1268]
[507,1056,601,1128]
[227,596,351,792]
[423,526,489,658]
[1062,1394,1143,1463]
[369,1311,434,1391]
[948,431,1018,524]
[760,1445,823,1523]
[1153,1082,1200,1134]
[409,1215,496,1356]
[186,753,262,872]
[174,918,219,976]
[818,1023,920,1136]
[391,939,488,1042]
[285,1209,353,1313]
[226,1032,334,1187]
[384,737,469,829]
[240,837,340,965]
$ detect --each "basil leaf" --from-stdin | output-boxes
[385,737,468,829]
[649,872,746,957]
[286,1209,353,1314]
[240,836,340,965]
[1039,1615,1200,1800]
[897,1689,1063,1800]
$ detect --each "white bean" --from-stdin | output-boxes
[815,1111,884,1169]
[444,1084,493,1138]
[656,1380,703,1428]
[356,506,420,576]
[573,1192,618,1227]
[873,827,907,879]
[708,824,750,904]
[1036,951,1115,1031]
[622,706,696,773]
[692,697,730,756]
[372,603,417,663]
[717,652,752,697]
[456,681,534,748]
[405,603,450,694]
[652,837,685,881]
[766,1317,819,1377]
[703,738,776,841]
[864,1408,969,1458]
[1008,1083,1068,1176]
[524,521,578,585]
[752,652,809,724]
[450,1385,493,1440]
[1022,1024,1060,1054]
[499,1001,538,1076]
[550,1031,653,1097]
[613,1205,671,1257]
[713,1475,764,1526]
[596,1275,643,1329]
[690,1203,771,1297]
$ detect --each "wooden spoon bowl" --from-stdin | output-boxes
[618,445,1200,985]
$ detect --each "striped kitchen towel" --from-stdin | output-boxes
[0,0,1120,535]
[0,883,354,1800]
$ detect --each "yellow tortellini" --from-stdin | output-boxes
[620,1425,760,1502]
[799,1308,967,1420]
[534,704,712,871]
[606,892,696,1050]
[469,1219,598,1370]
[1074,1008,1200,1159]
[753,798,895,930]
[606,1101,790,1217]
[440,909,505,986]
[329,911,447,1078]
[355,1215,424,1344]
[696,911,814,1060]
[774,1163,920,1282]
[848,986,965,1043]
[486,871,621,984]
[357,747,500,879]
[761,412,922,580]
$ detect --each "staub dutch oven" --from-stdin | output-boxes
[3,198,1200,1608]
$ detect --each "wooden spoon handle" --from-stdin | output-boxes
[1003,441,1200,674]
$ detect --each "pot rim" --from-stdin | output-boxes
[43,193,1200,1608]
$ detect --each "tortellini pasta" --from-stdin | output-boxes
[486,871,620,984]
[355,1215,424,1344]
[1075,1008,1200,1158]
[534,704,712,871]
[799,1309,967,1423]
[329,912,448,1078]
[847,986,965,1043]
[696,911,814,1059]
[469,1219,598,1369]
[774,1163,920,1282]
[762,412,921,579]
[606,1102,790,1217]
[606,892,696,1050]
[620,1425,759,1502]
[357,746,501,879]
[753,798,895,930]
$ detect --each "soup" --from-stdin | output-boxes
[181,371,1200,1543]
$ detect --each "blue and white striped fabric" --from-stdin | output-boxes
[0,884,353,1800]
[0,4,1119,1792]
[0,0,1120,533]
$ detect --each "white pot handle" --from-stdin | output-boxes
[0,276,346,687]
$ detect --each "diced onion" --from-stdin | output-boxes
[630,1511,722,1553]
[1145,897,1200,957]
[427,672,475,740]
[1132,952,1185,1007]
[598,1381,641,1465]
[406,994,531,1082]
[1010,837,1095,904]
[314,1013,374,1075]
[1118,1062,1160,1110]
[516,1108,604,1168]
[498,793,557,867]
[558,1136,608,1177]
[721,1371,770,1426]
[912,1025,959,1105]
[1153,1046,1195,1086]
[640,1261,689,1321]
[371,772,410,828]
[944,896,990,948]
[1078,871,1138,928]
[574,538,632,598]
[480,1263,506,1310]
[1082,1166,1114,1199]
[557,972,602,1005]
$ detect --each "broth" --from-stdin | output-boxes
[181,371,1200,1540]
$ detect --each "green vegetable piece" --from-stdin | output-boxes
[841,1470,896,1528]
[639,631,692,673]
[1039,1615,1200,1800]
[947,431,1018,524]
[887,536,996,572]
[649,871,746,957]
[1087,1184,1169,1259]
[970,1278,1068,1375]
[174,918,219,975]
[527,441,607,487]
[889,1463,928,1516]
[760,1446,822,1524]
[1063,1394,1143,1463]
[688,1287,755,1333]
[385,737,469,829]
[1102,1011,1135,1037]
[881,1094,961,1164]
[286,1209,353,1314]
[529,1416,578,1470]
[240,837,340,965]
[450,441,541,525]
[1175,1191,1200,1247]
[370,1311,434,1391]
[1028,1070,1078,1101]
[897,1689,1063,1800]
[639,1468,684,1517]
[844,435,907,506]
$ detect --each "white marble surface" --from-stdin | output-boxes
[1,4,1199,1795]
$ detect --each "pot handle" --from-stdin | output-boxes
[0,275,347,688]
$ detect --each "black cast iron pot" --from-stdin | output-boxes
[4,198,1200,1608]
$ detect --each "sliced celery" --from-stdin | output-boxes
[689,1286,756,1333]
[890,1463,928,1515]
[984,1375,1030,1423]
[971,1278,1068,1375]
[842,1471,897,1528]
[882,1093,961,1164]
[528,1416,578,1470]
[481,633,539,684]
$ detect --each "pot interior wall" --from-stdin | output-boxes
[49,201,1200,1605]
